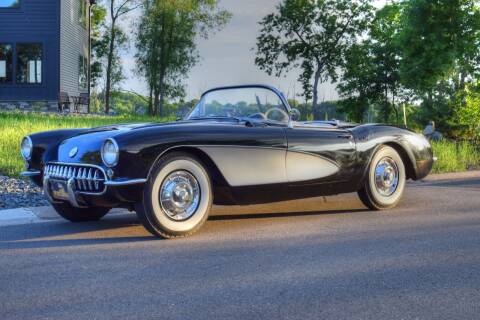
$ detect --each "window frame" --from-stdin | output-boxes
[78,55,88,91]
[15,43,43,86]
[78,0,88,29]
[0,43,14,84]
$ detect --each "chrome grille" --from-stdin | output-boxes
[44,163,106,193]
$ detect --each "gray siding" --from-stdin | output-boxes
[60,0,89,96]
[0,0,60,101]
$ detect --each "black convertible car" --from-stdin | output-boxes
[20,85,434,238]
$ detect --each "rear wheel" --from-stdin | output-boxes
[358,145,406,210]
[135,152,213,239]
[52,202,110,222]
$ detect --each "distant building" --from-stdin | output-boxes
[0,0,92,111]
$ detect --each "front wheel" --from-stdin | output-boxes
[358,145,406,210]
[135,152,213,239]
[52,202,110,222]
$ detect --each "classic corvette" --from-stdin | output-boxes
[20,85,434,238]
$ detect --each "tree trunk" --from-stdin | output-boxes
[105,3,116,114]
[153,86,160,116]
[148,85,153,116]
[312,66,322,120]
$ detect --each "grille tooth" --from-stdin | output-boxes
[87,169,93,191]
[93,170,99,189]
[81,169,88,191]
[45,163,106,193]
[77,168,83,190]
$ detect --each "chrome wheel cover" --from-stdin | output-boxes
[159,170,200,221]
[374,157,399,197]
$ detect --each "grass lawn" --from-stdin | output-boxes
[0,112,171,177]
[0,111,478,177]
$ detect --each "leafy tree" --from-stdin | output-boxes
[255,0,374,118]
[338,3,403,123]
[398,0,480,127]
[135,0,231,116]
[104,0,141,114]
[90,4,107,90]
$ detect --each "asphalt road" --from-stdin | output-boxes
[1,177,479,320]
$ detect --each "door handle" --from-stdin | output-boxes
[337,134,352,139]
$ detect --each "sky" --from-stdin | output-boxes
[121,0,387,102]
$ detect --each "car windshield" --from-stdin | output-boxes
[186,87,289,123]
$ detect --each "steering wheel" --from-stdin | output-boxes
[265,107,289,122]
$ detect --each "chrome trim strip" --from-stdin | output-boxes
[20,170,41,177]
[104,179,147,186]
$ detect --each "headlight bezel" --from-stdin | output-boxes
[20,136,33,161]
[101,138,120,168]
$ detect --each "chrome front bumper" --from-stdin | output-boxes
[23,164,147,208]
[43,175,147,208]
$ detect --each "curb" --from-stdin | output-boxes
[0,207,44,226]
[0,207,131,227]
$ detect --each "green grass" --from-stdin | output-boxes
[0,111,172,177]
[431,140,480,174]
[0,111,478,177]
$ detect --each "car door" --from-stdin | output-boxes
[285,123,357,193]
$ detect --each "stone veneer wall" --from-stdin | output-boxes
[1,101,61,112]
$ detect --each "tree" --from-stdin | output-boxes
[104,0,141,114]
[90,4,107,89]
[255,0,374,118]
[135,0,231,116]
[398,0,480,126]
[338,3,403,123]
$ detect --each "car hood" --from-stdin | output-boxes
[55,119,243,165]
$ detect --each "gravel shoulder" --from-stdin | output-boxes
[0,176,49,209]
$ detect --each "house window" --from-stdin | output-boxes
[0,44,13,83]
[0,0,20,8]
[79,0,88,28]
[16,43,42,84]
[79,55,88,90]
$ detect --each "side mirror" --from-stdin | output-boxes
[289,108,301,121]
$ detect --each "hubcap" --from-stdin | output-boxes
[159,170,200,221]
[374,157,399,196]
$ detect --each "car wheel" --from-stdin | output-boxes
[358,145,406,210]
[52,202,110,222]
[135,152,213,239]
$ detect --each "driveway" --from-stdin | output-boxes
[0,176,479,320]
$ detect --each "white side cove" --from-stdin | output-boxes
[198,146,339,187]
[286,151,339,182]
[198,146,287,187]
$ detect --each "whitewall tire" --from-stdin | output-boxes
[135,152,213,238]
[358,145,406,210]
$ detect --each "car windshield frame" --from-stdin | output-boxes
[185,85,291,124]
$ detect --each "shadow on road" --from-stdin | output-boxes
[0,207,370,249]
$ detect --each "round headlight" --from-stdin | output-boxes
[20,136,33,160]
[101,139,119,167]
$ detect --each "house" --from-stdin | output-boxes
[0,0,92,112]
